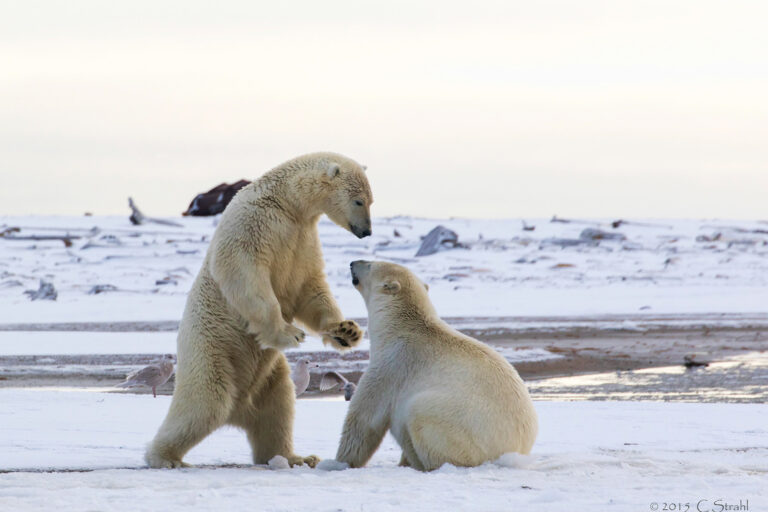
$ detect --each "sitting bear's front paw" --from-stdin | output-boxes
[323,320,363,350]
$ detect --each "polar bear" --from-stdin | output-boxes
[145,152,373,469]
[330,260,538,471]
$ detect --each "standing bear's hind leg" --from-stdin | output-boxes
[145,370,234,468]
[235,356,319,468]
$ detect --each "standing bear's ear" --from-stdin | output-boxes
[327,162,341,178]
[381,280,401,295]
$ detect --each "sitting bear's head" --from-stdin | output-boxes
[320,156,373,239]
[350,260,431,313]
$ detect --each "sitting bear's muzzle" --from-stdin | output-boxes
[350,260,371,286]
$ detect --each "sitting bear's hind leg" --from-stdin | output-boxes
[397,431,423,470]
[408,414,483,471]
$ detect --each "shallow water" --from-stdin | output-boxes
[529,352,768,403]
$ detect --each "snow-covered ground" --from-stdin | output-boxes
[2,215,767,510]
[3,215,768,324]
[0,389,766,512]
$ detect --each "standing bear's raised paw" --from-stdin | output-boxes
[323,320,363,350]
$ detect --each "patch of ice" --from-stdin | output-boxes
[0,332,177,356]
[267,455,290,470]
[316,459,350,471]
[494,452,535,469]
[493,347,564,362]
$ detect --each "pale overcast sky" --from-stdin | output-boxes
[2,1,767,218]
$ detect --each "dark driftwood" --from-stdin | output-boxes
[579,228,626,241]
[701,224,768,235]
[612,219,673,230]
[2,236,79,247]
[88,284,119,295]
[550,215,599,226]
[541,228,626,248]
[683,353,710,368]
[128,198,183,227]
[540,238,598,248]
[1,227,79,247]
[25,280,57,301]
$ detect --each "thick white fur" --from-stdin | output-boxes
[335,261,538,471]
[145,152,373,469]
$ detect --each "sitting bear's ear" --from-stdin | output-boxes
[361,165,367,172]
[327,162,341,178]
[381,280,401,295]
[422,281,429,292]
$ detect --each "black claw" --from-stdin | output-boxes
[334,336,349,347]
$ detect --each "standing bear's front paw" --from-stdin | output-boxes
[323,320,363,350]
[263,323,305,350]
[286,454,320,468]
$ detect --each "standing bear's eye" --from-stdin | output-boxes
[354,200,364,207]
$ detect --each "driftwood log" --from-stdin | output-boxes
[25,280,58,301]
[128,198,183,227]
[1,227,79,247]
[415,225,465,257]
[579,228,626,241]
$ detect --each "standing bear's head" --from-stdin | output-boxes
[350,260,433,317]
[316,154,373,239]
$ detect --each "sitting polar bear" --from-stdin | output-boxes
[145,152,372,469]
[329,260,538,471]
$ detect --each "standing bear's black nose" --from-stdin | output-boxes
[350,224,372,239]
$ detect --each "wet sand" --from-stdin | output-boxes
[1,316,766,402]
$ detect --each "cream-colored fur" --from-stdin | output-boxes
[145,152,373,469]
[334,261,538,471]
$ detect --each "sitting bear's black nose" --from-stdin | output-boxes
[361,228,372,238]
[350,260,362,285]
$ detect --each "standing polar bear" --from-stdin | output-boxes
[329,261,537,471]
[146,152,373,469]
